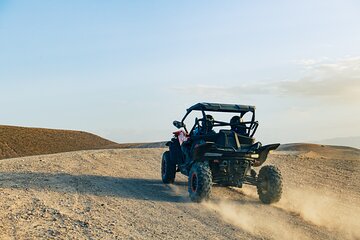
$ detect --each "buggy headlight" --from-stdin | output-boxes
[251,154,259,158]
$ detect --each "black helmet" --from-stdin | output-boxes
[230,115,247,135]
[230,116,241,128]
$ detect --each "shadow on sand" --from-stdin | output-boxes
[0,172,264,206]
[0,172,188,203]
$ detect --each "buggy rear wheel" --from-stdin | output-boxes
[257,165,283,204]
[161,151,176,184]
[188,162,212,202]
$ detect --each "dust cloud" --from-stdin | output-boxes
[276,187,360,240]
[201,185,360,240]
[203,200,311,240]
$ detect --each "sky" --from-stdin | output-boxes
[0,0,359,144]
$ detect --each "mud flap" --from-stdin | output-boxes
[253,143,280,167]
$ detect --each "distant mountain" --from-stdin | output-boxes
[314,136,360,149]
[118,141,167,148]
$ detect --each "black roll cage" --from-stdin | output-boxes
[180,103,259,137]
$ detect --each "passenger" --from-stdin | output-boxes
[230,115,247,135]
[197,114,215,135]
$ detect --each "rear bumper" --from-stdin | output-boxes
[193,142,280,166]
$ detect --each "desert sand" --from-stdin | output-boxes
[0,144,358,240]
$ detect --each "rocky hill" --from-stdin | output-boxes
[0,125,120,160]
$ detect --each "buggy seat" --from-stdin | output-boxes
[215,130,255,150]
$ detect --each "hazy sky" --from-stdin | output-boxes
[1,1,359,144]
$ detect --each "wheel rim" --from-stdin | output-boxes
[191,173,198,192]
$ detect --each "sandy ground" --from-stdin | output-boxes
[0,147,359,240]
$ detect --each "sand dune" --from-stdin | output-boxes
[0,125,120,160]
[278,143,359,160]
[0,125,168,160]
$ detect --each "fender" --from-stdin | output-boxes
[168,138,185,165]
[192,142,214,161]
[253,143,280,167]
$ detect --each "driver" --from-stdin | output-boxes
[230,115,247,136]
[183,115,216,163]
[194,114,215,136]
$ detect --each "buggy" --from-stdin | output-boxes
[161,102,283,203]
